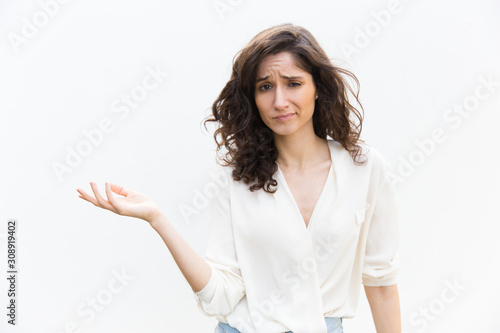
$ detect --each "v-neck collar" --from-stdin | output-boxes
[274,140,335,233]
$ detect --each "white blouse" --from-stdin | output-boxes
[192,138,400,333]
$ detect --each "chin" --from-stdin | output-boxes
[269,126,297,137]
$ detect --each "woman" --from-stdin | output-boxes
[77,23,401,333]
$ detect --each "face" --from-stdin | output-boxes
[254,51,317,138]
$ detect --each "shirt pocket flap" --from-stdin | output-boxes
[355,207,366,224]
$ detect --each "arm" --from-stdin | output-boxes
[362,151,401,332]
[76,174,245,317]
[77,182,213,293]
[364,284,401,333]
[149,167,246,317]
[149,213,212,293]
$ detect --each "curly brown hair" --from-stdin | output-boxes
[202,23,367,194]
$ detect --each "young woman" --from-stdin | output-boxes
[77,23,401,333]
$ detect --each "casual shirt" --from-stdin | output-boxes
[192,138,400,333]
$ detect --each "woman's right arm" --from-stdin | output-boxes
[76,182,211,293]
[77,176,245,316]
[148,212,212,293]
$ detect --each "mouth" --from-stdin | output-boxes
[273,113,295,121]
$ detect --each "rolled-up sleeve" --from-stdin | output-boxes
[192,166,246,317]
[362,158,400,287]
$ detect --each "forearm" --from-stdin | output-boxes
[364,284,401,333]
[149,212,212,293]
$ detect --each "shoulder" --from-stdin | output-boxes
[358,142,395,191]
[329,139,393,186]
[361,142,393,173]
[328,139,392,171]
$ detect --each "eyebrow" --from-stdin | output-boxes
[255,75,304,83]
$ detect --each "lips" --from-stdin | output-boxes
[274,113,295,120]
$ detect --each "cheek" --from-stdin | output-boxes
[300,91,316,109]
[254,95,268,114]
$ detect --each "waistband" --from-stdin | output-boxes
[217,316,343,332]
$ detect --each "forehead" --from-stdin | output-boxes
[256,51,306,75]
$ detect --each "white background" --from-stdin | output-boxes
[1,0,499,332]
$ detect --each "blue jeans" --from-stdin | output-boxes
[215,317,343,332]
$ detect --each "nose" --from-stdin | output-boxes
[273,85,289,110]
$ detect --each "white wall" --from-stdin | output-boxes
[1,0,499,332]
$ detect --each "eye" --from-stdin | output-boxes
[259,84,272,91]
[289,82,301,87]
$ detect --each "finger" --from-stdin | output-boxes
[105,182,122,213]
[90,182,118,213]
[109,182,131,197]
[77,188,99,206]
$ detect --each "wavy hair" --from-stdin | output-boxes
[202,23,367,194]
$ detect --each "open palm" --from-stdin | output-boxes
[77,182,161,223]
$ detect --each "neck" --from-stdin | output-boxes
[274,134,329,171]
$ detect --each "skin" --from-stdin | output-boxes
[365,284,401,332]
[254,51,332,228]
[76,182,161,222]
[254,51,328,170]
